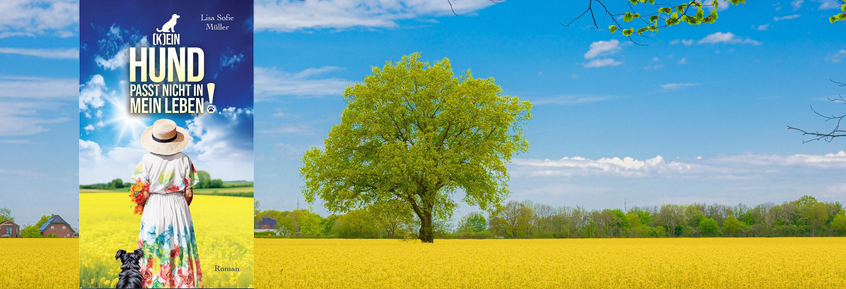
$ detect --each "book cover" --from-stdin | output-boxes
[78,1,254,288]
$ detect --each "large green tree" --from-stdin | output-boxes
[301,53,532,243]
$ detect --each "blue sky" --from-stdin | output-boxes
[1,0,846,228]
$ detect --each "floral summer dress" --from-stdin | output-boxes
[132,152,204,288]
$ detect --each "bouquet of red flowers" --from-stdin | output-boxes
[129,179,149,215]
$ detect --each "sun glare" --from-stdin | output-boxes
[102,95,147,145]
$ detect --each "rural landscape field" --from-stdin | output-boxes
[79,192,254,288]
[0,239,78,288]
[2,237,845,288]
[255,238,846,288]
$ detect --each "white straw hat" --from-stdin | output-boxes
[140,119,190,155]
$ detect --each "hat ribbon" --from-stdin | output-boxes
[152,134,178,143]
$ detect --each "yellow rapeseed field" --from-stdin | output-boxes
[256,238,846,288]
[79,192,254,288]
[0,238,78,288]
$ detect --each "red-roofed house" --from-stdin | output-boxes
[0,220,21,238]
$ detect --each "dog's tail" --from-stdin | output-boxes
[156,28,163,32]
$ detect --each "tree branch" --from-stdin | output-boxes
[788,80,846,143]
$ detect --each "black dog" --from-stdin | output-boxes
[115,249,144,288]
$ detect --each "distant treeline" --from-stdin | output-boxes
[255,195,846,239]
[79,171,237,190]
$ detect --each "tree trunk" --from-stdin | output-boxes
[418,211,434,243]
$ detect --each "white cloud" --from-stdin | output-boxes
[511,151,846,179]
[0,47,78,59]
[254,66,352,101]
[773,14,801,21]
[698,32,761,45]
[93,25,149,70]
[81,109,256,184]
[826,49,846,63]
[823,183,846,198]
[774,2,782,11]
[644,64,664,70]
[699,32,735,43]
[791,0,804,10]
[817,0,840,9]
[83,124,95,132]
[571,74,578,79]
[0,75,74,136]
[581,40,624,68]
[661,83,698,91]
[0,168,45,178]
[214,51,246,78]
[0,102,69,136]
[255,0,496,32]
[79,74,106,110]
[220,53,244,69]
[273,142,314,159]
[0,140,31,144]
[670,39,694,46]
[0,0,78,38]
[757,23,770,31]
[511,155,705,178]
[95,53,126,70]
[677,57,687,64]
[0,76,77,98]
[583,58,621,68]
[78,139,148,184]
[532,95,614,106]
[584,39,621,59]
[709,151,846,169]
[78,140,101,164]
[714,0,732,11]
[186,107,255,181]
[257,124,320,135]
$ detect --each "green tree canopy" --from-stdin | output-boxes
[831,211,846,236]
[0,207,12,223]
[196,170,211,187]
[698,217,718,236]
[35,215,50,228]
[368,200,415,238]
[457,212,487,233]
[254,200,262,224]
[806,202,829,237]
[21,225,42,238]
[489,201,534,238]
[300,53,532,243]
[333,209,380,238]
[722,215,743,236]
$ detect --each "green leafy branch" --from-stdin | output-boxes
[829,1,846,23]
[562,0,746,44]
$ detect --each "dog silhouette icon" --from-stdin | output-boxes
[157,14,180,33]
